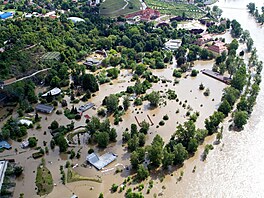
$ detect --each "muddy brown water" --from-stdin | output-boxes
[1,1,264,196]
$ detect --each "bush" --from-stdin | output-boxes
[163,114,169,120]
[134,98,142,106]
[204,88,210,96]
[88,148,94,154]
[111,184,118,192]
[191,69,198,77]
[199,83,205,90]
[75,114,81,120]
[173,69,182,78]
[159,120,165,126]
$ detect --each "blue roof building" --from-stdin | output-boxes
[0,141,11,150]
[0,12,13,20]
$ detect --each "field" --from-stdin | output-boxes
[100,0,141,17]
[145,0,206,19]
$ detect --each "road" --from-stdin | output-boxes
[2,68,51,87]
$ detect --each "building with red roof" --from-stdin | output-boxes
[125,8,160,21]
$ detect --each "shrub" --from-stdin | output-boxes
[191,69,198,77]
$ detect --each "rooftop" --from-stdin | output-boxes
[86,152,117,170]
[42,87,61,97]
[67,17,85,23]
[0,141,11,150]
[18,119,33,126]
[0,161,8,191]
[36,104,54,113]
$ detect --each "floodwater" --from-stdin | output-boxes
[154,0,264,197]
[1,0,264,197]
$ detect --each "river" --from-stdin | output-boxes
[174,0,264,197]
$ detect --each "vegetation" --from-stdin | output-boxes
[67,168,102,183]
[35,160,54,196]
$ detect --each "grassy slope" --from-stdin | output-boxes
[145,0,205,19]
[67,168,102,183]
[35,165,54,196]
[100,0,141,17]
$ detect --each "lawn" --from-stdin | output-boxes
[144,0,206,19]
[100,0,141,17]
[67,168,102,183]
[35,164,54,196]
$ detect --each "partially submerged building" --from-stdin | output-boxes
[86,152,117,170]
[21,140,29,149]
[196,33,213,46]
[18,119,33,126]
[164,39,182,51]
[78,102,95,112]
[42,87,61,97]
[35,104,54,114]
[207,40,228,54]
[0,141,11,150]
[0,161,8,191]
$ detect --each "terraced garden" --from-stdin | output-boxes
[145,0,206,19]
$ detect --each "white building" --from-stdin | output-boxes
[42,87,61,97]
[0,161,8,191]
[164,39,182,51]
[18,119,33,126]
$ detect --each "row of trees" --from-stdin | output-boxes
[247,3,264,24]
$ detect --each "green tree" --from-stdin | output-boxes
[187,138,198,154]
[28,137,38,147]
[127,135,139,152]
[50,76,61,88]
[95,132,109,148]
[231,65,247,91]
[139,120,150,134]
[109,128,117,142]
[14,166,24,177]
[148,135,164,166]
[147,91,160,107]
[173,143,188,165]
[123,96,130,111]
[205,111,225,134]
[137,164,149,181]
[105,94,119,114]
[218,99,231,116]
[82,74,99,93]
[162,149,174,169]
[246,38,254,52]
[50,120,59,130]
[57,135,68,152]
[138,133,146,147]
[234,111,248,129]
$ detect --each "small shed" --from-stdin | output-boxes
[36,104,54,114]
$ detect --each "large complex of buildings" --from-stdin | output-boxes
[125,8,160,21]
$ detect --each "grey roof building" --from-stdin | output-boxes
[35,104,54,114]
[86,152,117,170]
